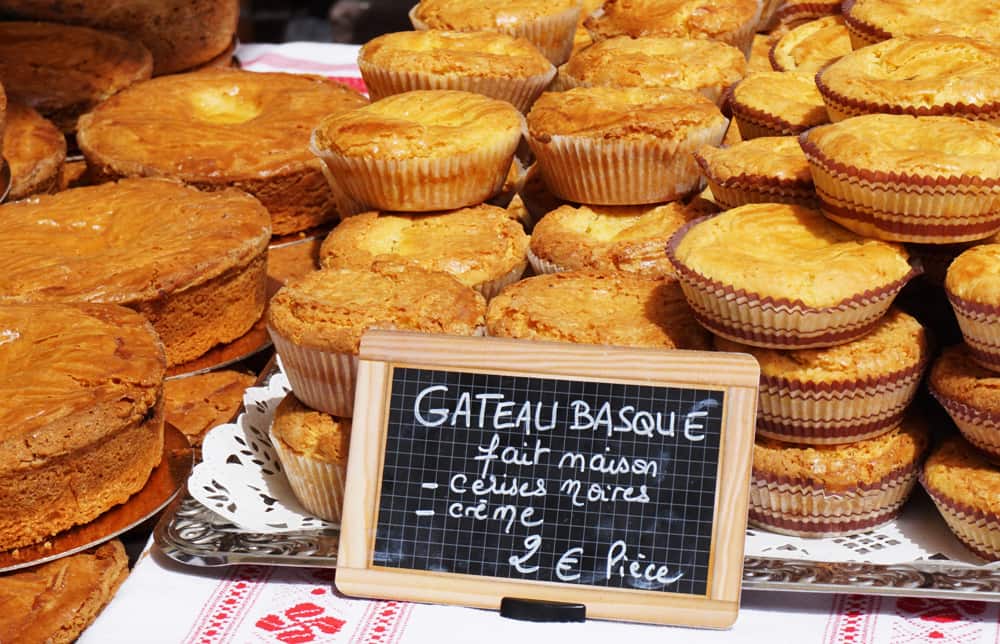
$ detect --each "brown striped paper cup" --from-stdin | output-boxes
[841,0,891,49]
[731,99,817,139]
[269,429,348,523]
[930,383,1000,463]
[946,294,1000,374]
[694,153,819,209]
[921,471,1000,560]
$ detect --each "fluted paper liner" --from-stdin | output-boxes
[772,0,842,29]
[694,152,819,209]
[526,247,565,276]
[311,129,521,212]
[922,470,1000,560]
[269,429,347,523]
[409,5,580,65]
[667,216,920,349]
[757,361,925,444]
[947,293,1000,374]
[841,0,891,50]
[358,60,555,113]
[930,382,1000,463]
[749,465,919,537]
[801,134,1000,244]
[269,329,359,417]
[528,119,727,205]
[731,97,820,140]
[477,262,527,300]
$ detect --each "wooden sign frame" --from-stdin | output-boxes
[336,330,759,629]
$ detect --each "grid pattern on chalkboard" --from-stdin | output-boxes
[374,367,724,597]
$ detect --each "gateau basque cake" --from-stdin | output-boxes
[0,0,240,76]
[0,303,165,551]
[668,203,916,348]
[0,178,271,366]
[694,136,818,209]
[77,69,368,235]
[946,245,1000,373]
[409,0,581,65]
[730,71,829,139]
[163,370,256,446]
[769,15,852,74]
[0,21,152,134]
[930,345,1000,462]
[843,0,1000,49]
[3,102,66,201]
[358,30,555,112]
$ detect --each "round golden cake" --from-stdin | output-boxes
[318,205,529,299]
[843,0,1000,49]
[163,370,255,446]
[410,0,581,64]
[0,302,165,551]
[584,0,762,56]
[750,415,929,536]
[526,86,728,205]
[77,69,368,235]
[0,21,152,134]
[946,245,1000,373]
[929,344,1000,462]
[816,36,1000,123]
[770,15,853,73]
[0,0,239,76]
[801,114,1000,243]
[3,102,65,201]
[668,203,915,348]
[922,435,1000,560]
[311,89,524,213]
[528,199,713,279]
[486,271,711,350]
[0,178,271,367]
[716,308,928,444]
[730,71,829,139]
[695,136,817,208]
[358,30,555,112]
[557,36,746,106]
[771,0,842,29]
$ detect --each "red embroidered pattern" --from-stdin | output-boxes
[349,600,412,644]
[186,566,274,644]
[891,598,989,643]
[255,602,346,643]
[825,594,881,644]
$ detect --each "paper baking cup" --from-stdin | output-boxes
[749,466,919,537]
[694,154,818,209]
[268,329,359,417]
[358,60,556,113]
[408,5,580,66]
[922,473,1000,560]
[311,130,521,212]
[757,0,785,31]
[802,135,1000,244]
[757,361,925,444]
[269,430,347,523]
[947,294,1000,374]
[930,384,1000,463]
[841,0,891,50]
[724,7,761,59]
[731,99,817,139]
[771,0,842,28]
[529,120,727,205]
[477,262,527,300]
[526,247,567,276]
[667,217,919,349]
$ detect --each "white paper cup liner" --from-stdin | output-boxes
[477,262,528,300]
[526,247,567,275]
[268,328,359,417]
[269,430,347,523]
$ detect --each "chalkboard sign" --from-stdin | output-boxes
[337,331,759,629]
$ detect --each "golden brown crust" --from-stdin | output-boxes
[267,262,487,354]
[845,0,1000,43]
[413,0,580,29]
[0,540,129,644]
[753,415,929,491]
[486,271,711,350]
[318,205,529,290]
[585,0,760,42]
[272,394,351,463]
[163,370,255,446]
[360,31,553,78]
[695,136,812,184]
[0,21,152,133]
[673,204,913,307]
[529,200,711,278]
[770,15,852,73]
[924,436,1000,517]
[946,244,1000,304]
[313,90,523,159]
[3,102,66,201]
[715,308,927,382]
[930,344,1000,414]
[527,86,725,141]
[731,71,829,132]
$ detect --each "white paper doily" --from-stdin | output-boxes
[188,370,338,533]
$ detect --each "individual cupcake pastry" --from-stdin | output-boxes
[268,262,486,417]
[930,345,1000,461]
[487,271,712,350]
[270,394,351,523]
[0,22,152,134]
[816,36,1000,123]
[0,178,271,366]
[409,0,582,65]
[716,308,928,444]
[801,114,1000,244]
[76,70,367,236]
[769,16,853,74]
[750,414,929,537]
[318,205,529,299]
[667,203,917,348]
[527,86,728,205]
[2,102,66,201]
[584,0,762,57]
[946,245,1000,372]
[922,435,1000,560]
[311,90,523,213]
[358,31,555,112]
[770,0,842,29]
[528,199,715,278]
[694,136,818,208]
[730,72,829,139]
[557,36,746,106]
[0,302,165,550]
[843,0,1000,50]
